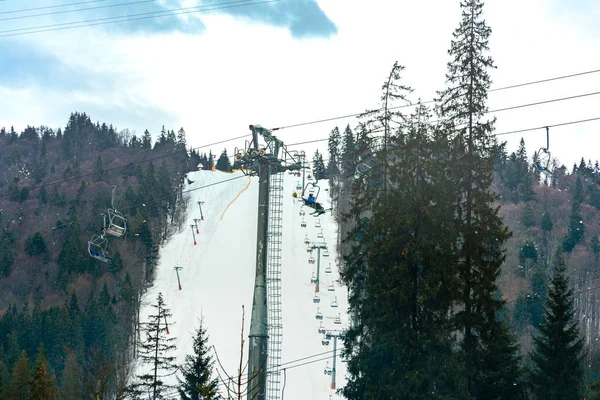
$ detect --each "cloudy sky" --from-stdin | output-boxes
[1,0,599,169]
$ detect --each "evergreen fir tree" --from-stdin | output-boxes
[563,199,584,252]
[177,318,219,399]
[312,150,327,180]
[93,154,105,182]
[142,129,152,149]
[7,350,32,399]
[435,0,518,395]
[341,104,466,398]
[60,349,85,400]
[522,202,536,228]
[529,260,584,399]
[541,211,553,232]
[340,124,356,179]
[327,126,341,180]
[30,344,58,400]
[135,292,178,399]
[215,150,232,172]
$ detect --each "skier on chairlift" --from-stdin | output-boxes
[305,193,315,206]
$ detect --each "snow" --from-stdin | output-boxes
[134,170,349,399]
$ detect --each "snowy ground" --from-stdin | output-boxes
[133,170,349,399]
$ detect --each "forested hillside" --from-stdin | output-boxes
[0,112,223,397]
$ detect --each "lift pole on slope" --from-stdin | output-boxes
[325,329,344,390]
[234,125,302,400]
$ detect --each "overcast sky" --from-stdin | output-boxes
[1,0,599,169]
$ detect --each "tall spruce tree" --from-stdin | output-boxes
[435,0,519,396]
[341,96,466,397]
[135,292,178,399]
[216,150,232,172]
[177,318,219,399]
[312,150,327,180]
[529,260,584,399]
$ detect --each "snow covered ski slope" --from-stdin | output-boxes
[135,170,349,399]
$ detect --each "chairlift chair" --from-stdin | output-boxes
[106,186,127,238]
[317,230,324,239]
[331,297,338,308]
[311,274,317,284]
[315,220,321,228]
[535,127,557,178]
[299,208,305,216]
[324,362,332,375]
[88,234,112,263]
[318,325,326,334]
[323,248,330,257]
[304,235,310,245]
[313,294,320,303]
[325,264,332,274]
[315,308,323,320]
[328,282,335,292]
[308,255,316,264]
[321,338,330,346]
[334,314,342,324]
[301,220,307,228]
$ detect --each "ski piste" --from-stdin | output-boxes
[132,170,349,399]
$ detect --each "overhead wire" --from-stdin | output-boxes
[0,0,112,15]
[0,0,158,21]
[0,0,280,37]
[270,68,600,131]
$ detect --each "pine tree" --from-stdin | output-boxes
[93,154,105,182]
[7,350,32,399]
[342,103,466,399]
[541,211,553,232]
[327,126,341,180]
[312,150,327,180]
[563,199,584,252]
[30,344,58,400]
[215,150,232,172]
[142,129,152,149]
[135,292,178,399]
[177,318,219,399]
[340,124,356,179]
[60,349,85,400]
[529,260,584,399]
[522,202,536,228]
[435,0,517,396]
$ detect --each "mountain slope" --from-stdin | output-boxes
[134,170,348,399]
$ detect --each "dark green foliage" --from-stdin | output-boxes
[563,200,584,252]
[340,124,356,179]
[7,350,32,399]
[215,149,232,172]
[24,232,48,258]
[56,219,91,287]
[93,154,105,182]
[342,103,466,399]
[312,149,327,180]
[522,202,536,228]
[0,230,16,277]
[529,261,584,399]
[178,318,220,399]
[474,320,523,399]
[591,235,600,256]
[135,292,177,399]
[327,126,341,179]
[436,0,518,396]
[142,129,152,149]
[109,251,124,274]
[30,344,58,400]
[541,211,553,232]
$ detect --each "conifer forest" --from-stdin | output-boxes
[1,0,600,398]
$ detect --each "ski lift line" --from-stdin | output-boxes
[0,0,111,15]
[270,69,600,131]
[2,90,595,201]
[0,0,281,37]
[1,174,248,234]
[0,0,157,21]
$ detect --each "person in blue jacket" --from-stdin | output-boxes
[305,193,315,206]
